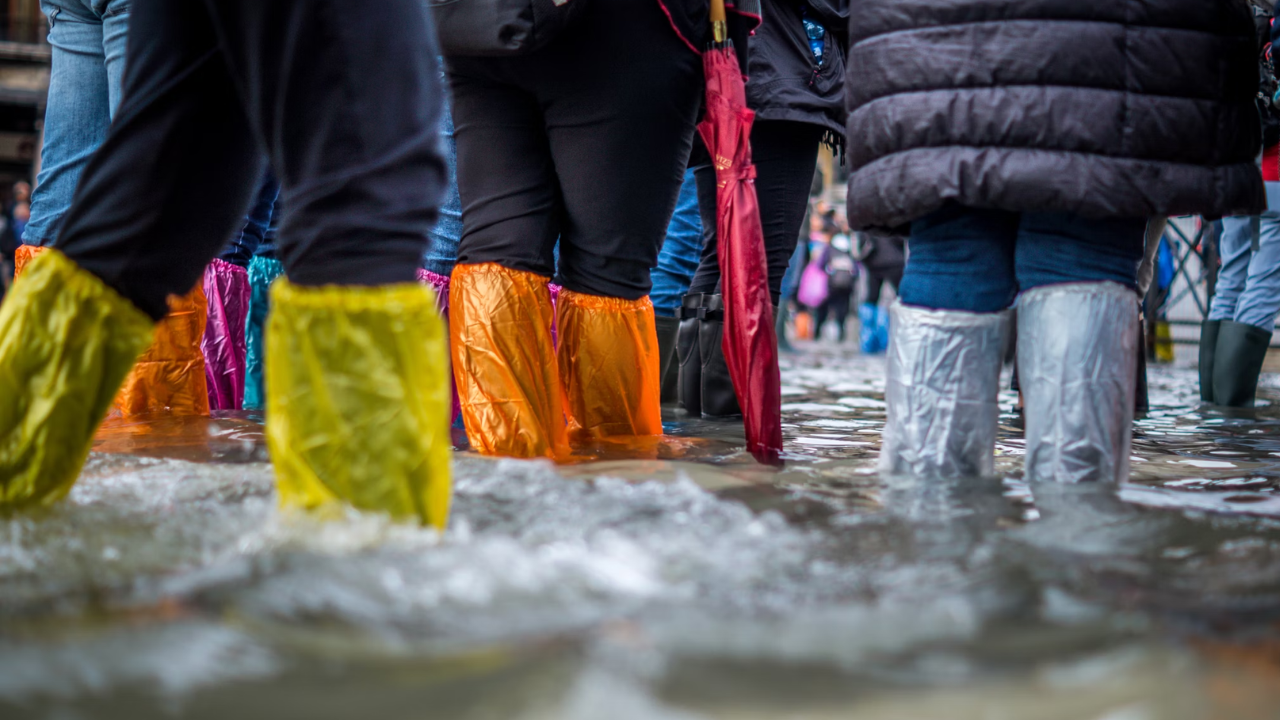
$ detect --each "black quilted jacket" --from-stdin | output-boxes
[844,0,1266,230]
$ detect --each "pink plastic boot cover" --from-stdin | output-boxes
[202,259,251,411]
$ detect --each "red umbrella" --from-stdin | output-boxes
[700,0,783,465]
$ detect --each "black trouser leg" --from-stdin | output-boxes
[830,290,852,342]
[688,120,824,304]
[865,270,885,305]
[55,0,446,320]
[451,0,702,299]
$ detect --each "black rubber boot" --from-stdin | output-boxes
[676,294,706,416]
[1199,319,1221,404]
[655,314,680,405]
[698,295,743,419]
[1212,320,1272,408]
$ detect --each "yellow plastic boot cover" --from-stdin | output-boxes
[450,263,568,460]
[557,290,663,441]
[0,249,154,508]
[266,279,452,530]
[112,283,211,417]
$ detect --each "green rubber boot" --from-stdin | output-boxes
[1199,319,1221,404]
[1212,320,1272,408]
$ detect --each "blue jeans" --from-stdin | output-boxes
[220,171,279,267]
[650,168,702,317]
[901,205,1147,313]
[24,0,130,246]
[423,86,462,278]
[1209,210,1280,331]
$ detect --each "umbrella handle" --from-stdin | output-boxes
[710,0,727,44]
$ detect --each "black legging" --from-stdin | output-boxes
[448,0,704,300]
[52,0,446,321]
[813,288,853,341]
[688,120,825,305]
[864,266,903,305]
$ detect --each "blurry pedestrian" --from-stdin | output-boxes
[677,0,848,419]
[853,232,903,354]
[447,1,760,459]
[0,0,454,531]
[849,0,1264,482]
[814,228,857,342]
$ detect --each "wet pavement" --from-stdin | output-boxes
[4,344,1280,719]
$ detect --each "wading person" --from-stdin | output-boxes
[849,0,1265,482]
[19,0,214,418]
[0,0,454,529]
[447,0,758,459]
[676,0,849,419]
[1201,0,1280,409]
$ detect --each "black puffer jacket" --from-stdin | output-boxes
[845,0,1266,231]
[747,0,849,143]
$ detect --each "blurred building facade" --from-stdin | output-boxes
[0,0,48,189]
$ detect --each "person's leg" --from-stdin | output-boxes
[1,0,259,506]
[860,268,885,354]
[240,179,282,411]
[813,299,830,338]
[651,169,703,318]
[540,0,702,439]
[1208,217,1252,322]
[204,171,278,411]
[204,0,451,527]
[1211,210,1280,407]
[220,171,279,268]
[686,122,821,418]
[651,168,702,403]
[423,91,463,280]
[24,1,111,248]
[100,0,130,115]
[831,289,852,342]
[880,205,1016,478]
[900,205,1019,313]
[1015,213,1146,483]
[446,60,566,460]
[676,141,718,415]
[688,121,825,305]
[1229,210,1280,331]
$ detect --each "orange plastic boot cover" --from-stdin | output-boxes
[16,245,210,418]
[556,290,663,441]
[113,283,211,417]
[13,245,45,278]
[450,263,568,459]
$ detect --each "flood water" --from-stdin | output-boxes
[4,344,1280,719]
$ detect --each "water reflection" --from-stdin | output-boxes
[2,346,1280,718]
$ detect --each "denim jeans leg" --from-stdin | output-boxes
[900,204,1019,313]
[423,86,462,278]
[25,2,112,246]
[220,171,279,267]
[101,0,131,114]
[1208,216,1253,322]
[1014,212,1147,292]
[650,168,702,317]
[1230,209,1280,331]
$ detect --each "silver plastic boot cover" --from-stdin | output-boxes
[1018,282,1138,484]
[880,302,1010,478]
